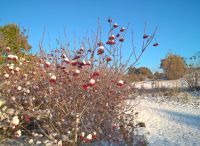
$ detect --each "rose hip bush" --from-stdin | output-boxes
[0,18,157,145]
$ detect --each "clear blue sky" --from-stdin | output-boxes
[1,0,200,72]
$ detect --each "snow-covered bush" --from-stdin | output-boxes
[0,18,157,145]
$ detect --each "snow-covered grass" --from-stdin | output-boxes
[135,94,200,146]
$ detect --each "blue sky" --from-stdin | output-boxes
[1,0,200,72]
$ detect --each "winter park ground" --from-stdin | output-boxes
[134,95,200,146]
[133,80,200,146]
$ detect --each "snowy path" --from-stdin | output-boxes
[135,99,200,146]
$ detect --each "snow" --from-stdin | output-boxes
[135,96,200,146]
[133,79,187,89]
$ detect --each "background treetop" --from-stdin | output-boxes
[160,54,186,80]
[0,24,31,54]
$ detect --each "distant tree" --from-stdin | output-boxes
[137,67,153,79]
[160,54,186,80]
[127,67,137,75]
[128,66,153,81]
[0,24,31,53]
[154,72,164,80]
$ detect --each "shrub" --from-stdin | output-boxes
[0,18,157,145]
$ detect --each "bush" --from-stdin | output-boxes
[0,18,157,145]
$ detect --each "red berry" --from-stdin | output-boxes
[109,35,115,40]
[107,40,115,45]
[82,84,89,90]
[80,135,84,139]
[85,134,92,143]
[116,33,120,38]
[106,57,112,62]
[80,132,85,139]
[45,61,51,68]
[50,75,56,83]
[80,47,84,51]
[97,49,104,55]
[153,42,159,47]
[86,61,91,66]
[92,134,97,139]
[120,27,125,32]
[143,34,148,39]
[73,55,80,60]
[106,41,111,45]
[111,40,116,45]
[117,80,124,86]
[91,71,100,77]
[7,55,13,60]
[113,23,118,28]
[97,46,104,55]
[119,38,124,42]
[12,56,18,61]
[71,61,78,66]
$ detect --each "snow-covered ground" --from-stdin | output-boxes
[133,79,187,89]
[135,96,200,146]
